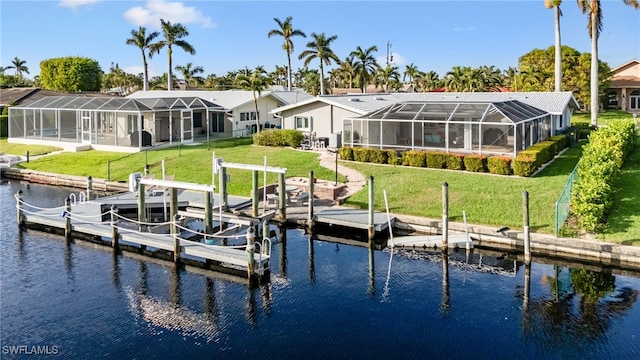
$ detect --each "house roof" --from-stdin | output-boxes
[0,88,111,106]
[610,76,640,88]
[11,96,222,111]
[611,59,640,74]
[270,91,579,116]
[127,89,313,111]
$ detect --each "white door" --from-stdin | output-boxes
[81,111,92,144]
[181,110,193,143]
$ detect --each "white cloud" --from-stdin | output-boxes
[124,0,214,29]
[58,0,101,9]
[452,26,476,32]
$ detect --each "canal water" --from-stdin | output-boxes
[1,181,639,359]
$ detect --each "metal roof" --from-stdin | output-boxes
[362,99,547,124]
[270,91,578,115]
[11,96,223,111]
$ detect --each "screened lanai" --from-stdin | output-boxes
[8,96,226,151]
[342,100,552,157]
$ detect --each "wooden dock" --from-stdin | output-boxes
[17,190,270,279]
[314,207,394,232]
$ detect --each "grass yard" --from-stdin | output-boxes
[342,145,583,235]
[572,110,638,126]
[0,138,61,156]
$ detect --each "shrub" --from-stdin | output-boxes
[387,150,401,165]
[338,146,354,161]
[445,153,465,170]
[253,129,303,147]
[426,151,447,169]
[369,149,389,164]
[487,156,512,175]
[353,147,371,162]
[402,150,426,167]
[0,115,7,138]
[463,154,487,172]
[512,157,537,177]
[549,134,569,155]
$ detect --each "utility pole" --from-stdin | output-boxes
[386,41,393,65]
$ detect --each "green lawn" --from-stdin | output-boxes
[0,138,61,156]
[572,110,638,126]
[342,145,583,234]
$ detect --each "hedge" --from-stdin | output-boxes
[353,147,372,162]
[426,152,447,169]
[445,153,465,170]
[463,154,487,172]
[339,146,354,161]
[387,150,401,165]
[402,150,427,167]
[0,115,7,138]
[369,149,389,164]
[487,156,512,175]
[253,129,303,147]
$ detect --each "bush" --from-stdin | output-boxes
[487,156,512,175]
[387,150,401,165]
[463,154,487,172]
[353,147,371,162]
[512,157,537,177]
[369,149,389,164]
[426,151,447,169]
[0,115,7,138]
[445,153,465,170]
[339,146,354,161]
[402,150,427,167]
[253,129,304,147]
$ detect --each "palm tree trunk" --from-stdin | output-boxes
[253,96,260,134]
[590,12,598,127]
[554,5,562,92]
[287,53,292,91]
[143,55,149,91]
[319,63,325,95]
[168,46,173,91]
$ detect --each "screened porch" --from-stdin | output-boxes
[342,100,552,157]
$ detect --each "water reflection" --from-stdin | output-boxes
[441,250,450,317]
[308,232,315,283]
[367,239,375,297]
[111,251,121,291]
[64,240,74,282]
[169,265,181,305]
[278,225,287,277]
[17,228,25,263]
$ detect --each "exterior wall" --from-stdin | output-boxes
[609,61,640,111]
[280,102,361,138]
[614,62,640,78]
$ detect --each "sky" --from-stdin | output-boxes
[1,0,639,80]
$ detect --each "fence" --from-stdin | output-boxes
[554,163,579,237]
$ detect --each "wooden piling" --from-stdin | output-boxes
[442,182,449,249]
[278,173,286,223]
[110,205,119,248]
[137,182,147,232]
[368,175,374,241]
[204,191,213,235]
[246,226,256,278]
[252,170,259,217]
[307,170,315,229]
[220,167,228,212]
[64,197,71,241]
[523,190,531,264]
[172,214,180,264]
[262,219,269,240]
[87,176,94,201]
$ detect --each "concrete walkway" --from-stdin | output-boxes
[316,149,366,200]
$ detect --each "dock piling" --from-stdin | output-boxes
[278,173,286,223]
[368,175,374,241]
[15,190,23,226]
[252,170,259,217]
[137,182,147,232]
[442,182,449,249]
[64,197,71,241]
[523,191,531,265]
[172,214,180,264]
[246,226,256,278]
[110,205,119,248]
[307,170,315,229]
[87,176,94,201]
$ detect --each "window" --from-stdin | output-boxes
[240,112,257,121]
[127,114,143,134]
[294,116,311,131]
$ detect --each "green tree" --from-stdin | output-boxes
[416,70,441,92]
[298,32,340,95]
[576,0,639,126]
[268,16,307,92]
[175,62,204,87]
[375,64,400,92]
[235,67,269,133]
[403,63,419,87]
[350,45,379,93]
[337,55,357,88]
[545,0,563,92]
[40,56,102,91]
[126,26,160,91]
[150,19,196,91]
[6,57,29,80]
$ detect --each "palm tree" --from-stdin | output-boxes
[576,0,639,126]
[375,64,400,92]
[126,26,160,91]
[298,32,340,95]
[350,45,379,93]
[235,67,269,133]
[150,19,196,91]
[7,57,29,79]
[267,16,307,91]
[337,55,357,88]
[403,63,419,85]
[175,62,204,87]
[545,0,563,92]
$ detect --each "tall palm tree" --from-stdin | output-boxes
[175,62,204,87]
[150,19,196,91]
[403,63,419,85]
[267,16,307,91]
[298,32,340,95]
[235,67,269,133]
[350,45,379,93]
[576,0,639,126]
[375,64,400,92]
[126,26,160,91]
[7,57,29,79]
[545,0,563,92]
[416,70,441,92]
[337,55,357,88]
